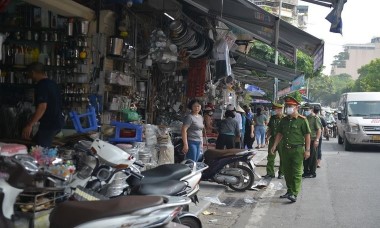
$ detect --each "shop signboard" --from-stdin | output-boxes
[290,75,305,91]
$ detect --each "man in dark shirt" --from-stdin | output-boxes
[22,62,63,147]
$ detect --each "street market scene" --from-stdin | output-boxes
[1,0,380,227]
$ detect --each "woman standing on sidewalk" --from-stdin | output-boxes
[254,107,268,149]
[181,99,204,162]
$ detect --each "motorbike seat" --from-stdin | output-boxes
[131,180,188,196]
[129,163,191,186]
[204,148,247,161]
[49,195,164,228]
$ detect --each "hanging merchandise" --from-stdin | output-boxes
[169,20,213,59]
[187,58,207,97]
[147,29,178,66]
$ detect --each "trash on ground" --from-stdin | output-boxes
[252,179,269,188]
[250,187,260,191]
[273,182,283,190]
[203,196,226,205]
[226,212,232,215]
[209,219,218,223]
[243,196,257,204]
[202,210,215,215]
[267,182,283,191]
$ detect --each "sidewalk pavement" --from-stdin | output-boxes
[190,146,272,215]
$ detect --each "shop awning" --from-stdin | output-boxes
[183,0,324,69]
[231,51,301,92]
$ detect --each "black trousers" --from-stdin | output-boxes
[244,133,255,149]
[216,134,235,149]
[303,140,318,175]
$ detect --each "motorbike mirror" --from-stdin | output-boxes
[14,155,39,174]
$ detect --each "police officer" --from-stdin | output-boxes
[264,102,285,179]
[301,103,322,178]
[271,94,311,203]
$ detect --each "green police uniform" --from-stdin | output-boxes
[266,103,285,177]
[278,114,311,196]
[302,104,322,176]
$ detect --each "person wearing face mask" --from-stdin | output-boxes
[271,94,311,203]
[301,103,322,178]
[264,102,285,179]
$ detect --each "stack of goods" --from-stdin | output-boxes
[157,126,174,165]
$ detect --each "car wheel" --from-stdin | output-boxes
[338,134,343,144]
[344,134,352,151]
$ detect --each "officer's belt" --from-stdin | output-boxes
[284,144,304,149]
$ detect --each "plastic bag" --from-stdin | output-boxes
[122,108,140,122]
[203,196,226,205]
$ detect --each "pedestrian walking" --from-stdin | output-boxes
[264,102,285,179]
[271,94,311,202]
[315,106,327,168]
[301,103,322,178]
[254,107,268,149]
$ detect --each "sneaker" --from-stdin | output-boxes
[287,194,297,202]
[302,173,310,178]
[280,192,291,198]
[277,174,284,179]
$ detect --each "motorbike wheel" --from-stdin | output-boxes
[229,165,254,191]
[176,216,202,228]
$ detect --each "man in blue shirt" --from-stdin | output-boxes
[22,62,63,147]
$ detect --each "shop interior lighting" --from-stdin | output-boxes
[183,0,209,13]
[164,12,175,21]
[24,0,95,20]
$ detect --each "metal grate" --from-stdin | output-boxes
[363,126,380,132]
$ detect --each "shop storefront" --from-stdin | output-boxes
[0,1,324,226]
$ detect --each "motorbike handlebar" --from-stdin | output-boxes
[133,160,145,168]
[125,169,144,180]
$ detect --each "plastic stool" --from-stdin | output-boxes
[108,121,143,143]
[69,107,98,133]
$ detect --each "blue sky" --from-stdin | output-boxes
[303,0,380,75]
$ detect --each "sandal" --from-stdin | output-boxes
[255,146,260,149]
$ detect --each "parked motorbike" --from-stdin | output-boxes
[201,148,256,191]
[0,154,199,228]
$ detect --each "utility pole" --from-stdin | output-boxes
[273,0,282,101]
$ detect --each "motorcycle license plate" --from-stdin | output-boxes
[372,135,380,141]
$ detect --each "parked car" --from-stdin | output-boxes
[337,92,380,151]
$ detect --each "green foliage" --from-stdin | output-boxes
[308,74,335,105]
[331,51,349,68]
[248,40,321,79]
[308,73,355,106]
[353,59,380,92]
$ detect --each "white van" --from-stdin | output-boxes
[337,92,380,150]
